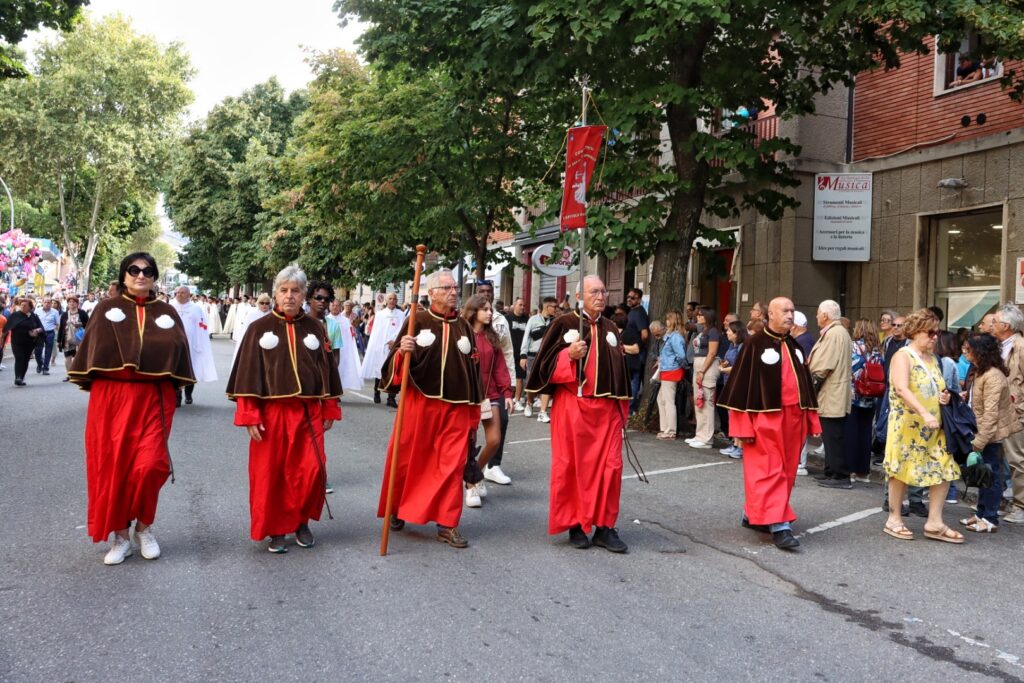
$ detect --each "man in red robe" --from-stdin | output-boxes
[227,265,342,554]
[526,275,632,553]
[719,297,822,550]
[377,269,483,549]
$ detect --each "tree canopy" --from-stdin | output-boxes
[0,0,88,78]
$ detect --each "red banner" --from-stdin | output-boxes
[559,125,606,232]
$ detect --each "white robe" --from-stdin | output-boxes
[231,306,270,365]
[206,302,223,335]
[328,312,363,390]
[171,299,218,382]
[360,306,405,380]
[223,303,239,336]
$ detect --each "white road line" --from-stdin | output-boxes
[506,437,552,445]
[625,461,733,480]
[800,507,883,536]
[347,391,375,402]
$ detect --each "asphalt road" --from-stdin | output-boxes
[2,339,1023,682]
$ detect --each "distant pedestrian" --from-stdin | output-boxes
[686,306,720,449]
[655,310,687,440]
[809,300,852,489]
[3,297,44,387]
[34,296,59,375]
[361,292,404,406]
[992,303,1024,524]
[171,285,218,406]
[624,288,650,415]
[57,295,89,382]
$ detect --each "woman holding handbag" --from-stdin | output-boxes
[655,310,687,440]
[462,294,513,508]
[57,295,90,382]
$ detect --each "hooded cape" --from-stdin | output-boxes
[226,309,342,401]
[379,307,482,404]
[68,294,195,390]
[718,327,818,412]
[525,311,631,400]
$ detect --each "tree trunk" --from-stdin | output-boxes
[79,174,105,292]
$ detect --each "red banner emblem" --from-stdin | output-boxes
[559,125,606,232]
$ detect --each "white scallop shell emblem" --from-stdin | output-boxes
[416,329,436,347]
[606,331,618,347]
[104,307,126,323]
[795,349,804,364]
[761,348,781,365]
[259,331,279,350]
[303,333,320,350]
[563,329,580,344]
[154,314,175,329]
[457,336,472,354]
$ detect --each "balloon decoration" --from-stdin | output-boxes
[0,229,46,295]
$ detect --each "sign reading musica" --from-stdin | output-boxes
[812,173,872,262]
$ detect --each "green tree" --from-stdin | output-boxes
[0,14,193,291]
[0,0,88,78]
[337,0,1024,321]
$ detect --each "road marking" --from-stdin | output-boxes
[800,507,883,536]
[347,391,375,402]
[624,461,733,480]
[506,437,552,445]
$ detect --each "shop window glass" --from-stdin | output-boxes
[932,209,1003,329]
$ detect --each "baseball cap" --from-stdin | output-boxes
[793,311,807,327]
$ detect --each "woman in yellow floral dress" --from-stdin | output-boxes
[883,309,963,543]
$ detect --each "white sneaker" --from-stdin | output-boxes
[523,402,533,417]
[484,465,512,485]
[476,481,488,498]
[465,485,482,508]
[796,466,809,476]
[537,411,550,423]
[133,528,161,560]
[513,401,525,413]
[1002,508,1024,524]
[690,440,712,449]
[719,446,736,455]
[532,399,540,408]
[103,536,133,565]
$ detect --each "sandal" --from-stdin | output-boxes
[965,518,998,533]
[883,521,913,540]
[923,524,965,544]
[959,515,980,527]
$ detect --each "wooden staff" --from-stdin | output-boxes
[379,244,427,556]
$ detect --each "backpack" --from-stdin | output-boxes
[855,352,886,398]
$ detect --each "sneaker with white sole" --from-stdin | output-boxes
[523,402,533,417]
[726,446,743,459]
[719,446,736,455]
[513,400,524,413]
[476,481,488,498]
[104,536,133,565]
[796,466,809,476]
[1002,508,1024,524]
[465,484,482,508]
[537,411,550,423]
[690,440,713,449]
[484,465,512,485]
[133,528,161,560]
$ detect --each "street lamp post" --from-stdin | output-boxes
[0,175,13,231]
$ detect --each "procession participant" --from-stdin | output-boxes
[376,269,482,549]
[327,298,364,390]
[171,285,218,406]
[226,265,342,553]
[525,275,631,553]
[231,293,272,364]
[205,296,223,335]
[361,292,405,407]
[68,253,195,565]
[719,297,821,550]
[307,280,344,496]
[474,280,516,485]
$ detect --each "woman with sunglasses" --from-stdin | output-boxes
[881,309,961,544]
[68,253,196,565]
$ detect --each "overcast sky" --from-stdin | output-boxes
[23,0,364,120]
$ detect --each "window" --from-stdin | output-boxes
[931,208,1003,329]
[935,28,1003,94]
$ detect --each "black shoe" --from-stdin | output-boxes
[871,456,884,466]
[386,396,398,408]
[741,517,770,533]
[185,397,193,405]
[374,391,381,404]
[817,477,853,490]
[62,377,70,382]
[389,516,405,531]
[568,524,591,549]
[36,366,42,374]
[591,526,628,553]
[176,400,182,407]
[14,380,26,387]
[295,523,315,548]
[907,501,928,517]
[41,370,49,375]
[267,536,288,553]
[772,529,800,550]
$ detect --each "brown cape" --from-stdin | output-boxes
[379,307,483,404]
[525,311,631,400]
[718,327,818,412]
[226,309,342,401]
[68,294,195,390]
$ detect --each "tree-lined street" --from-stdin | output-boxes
[2,341,1022,681]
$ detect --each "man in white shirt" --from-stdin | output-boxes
[360,292,405,407]
[171,286,218,406]
[34,297,61,375]
[80,293,98,314]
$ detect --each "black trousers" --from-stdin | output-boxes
[12,341,33,382]
[175,384,194,403]
[820,415,849,478]
[844,405,874,475]
[487,400,510,468]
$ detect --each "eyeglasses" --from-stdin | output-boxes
[126,265,156,278]
[891,323,904,328]
[258,301,271,306]
[927,330,940,338]
[311,295,334,303]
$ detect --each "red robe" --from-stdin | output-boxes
[729,349,821,525]
[548,343,628,535]
[85,370,177,542]
[234,396,341,540]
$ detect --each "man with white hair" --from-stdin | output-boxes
[171,285,217,406]
[377,270,483,549]
[791,311,815,359]
[808,299,852,488]
[361,291,405,407]
[992,303,1024,523]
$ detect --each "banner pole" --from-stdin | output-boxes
[577,80,589,397]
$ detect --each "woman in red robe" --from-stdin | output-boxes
[226,265,342,553]
[69,252,195,565]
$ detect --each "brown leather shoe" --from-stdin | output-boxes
[436,525,468,548]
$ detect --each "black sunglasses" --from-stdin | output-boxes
[312,294,334,303]
[126,265,157,278]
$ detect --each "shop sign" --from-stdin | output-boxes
[812,173,872,262]
[532,243,577,277]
